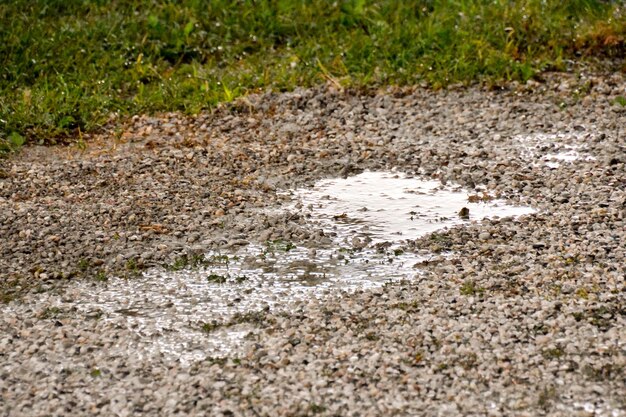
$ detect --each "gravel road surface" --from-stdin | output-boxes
[1,72,625,416]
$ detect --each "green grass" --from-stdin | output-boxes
[1,0,624,146]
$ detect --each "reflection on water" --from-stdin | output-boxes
[40,171,536,364]
[515,132,596,168]
[293,170,535,242]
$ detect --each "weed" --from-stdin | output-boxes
[532,323,549,336]
[234,275,249,284]
[77,259,90,272]
[542,346,565,360]
[265,239,296,253]
[429,233,451,245]
[39,306,63,319]
[0,276,31,304]
[208,254,230,265]
[538,386,557,410]
[201,320,223,333]
[125,258,141,277]
[562,254,580,265]
[575,287,589,299]
[189,253,209,267]
[614,96,626,107]
[382,279,412,288]
[460,280,484,296]
[588,306,618,330]
[94,271,108,282]
[550,284,563,296]
[365,332,379,341]
[90,369,101,378]
[169,257,189,271]
[310,404,326,414]
[0,293,14,304]
[570,307,616,330]
[167,253,212,271]
[207,274,227,284]
[205,357,227,365]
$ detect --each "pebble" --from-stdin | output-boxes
[1,72,625,416]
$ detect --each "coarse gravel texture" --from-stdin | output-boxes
[1,71,625,416]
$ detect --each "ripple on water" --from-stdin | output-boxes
[40,171,536,364]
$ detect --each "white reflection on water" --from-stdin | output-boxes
[515,132,596,168]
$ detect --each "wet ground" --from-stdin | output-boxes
[28,170,537,364]
[1,75,624,416]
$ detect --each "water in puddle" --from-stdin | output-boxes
[293,171,534,242]
[516,132,596,168]
[42,171,535,364]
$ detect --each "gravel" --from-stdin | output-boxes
[1,71,625,416]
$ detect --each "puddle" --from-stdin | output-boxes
[34,171,536,364]
[543,147,596,168]
[516,133,596,168]
[292,170,535,242]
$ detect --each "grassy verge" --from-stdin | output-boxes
[0,0,624,148]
